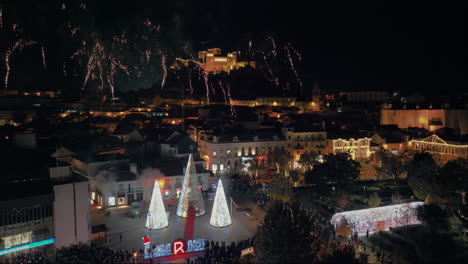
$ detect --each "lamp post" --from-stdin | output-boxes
[133,252,137,264]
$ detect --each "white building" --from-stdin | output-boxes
[49,162,91,248]
[326,135,372,160]
[199,131,287,173]
[91,157,212,209]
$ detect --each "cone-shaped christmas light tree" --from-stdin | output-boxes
[145,181,168,230]
[177,154,206,217]
[210,179,232,227]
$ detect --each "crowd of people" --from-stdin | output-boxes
[56,244,135,264]
[187,239,254,264]
[5,252,48,264]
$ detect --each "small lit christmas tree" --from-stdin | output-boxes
[210,179,232,227]
[145,181,168,230]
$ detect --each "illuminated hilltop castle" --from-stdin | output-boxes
[171,48,255,74]
[198,48,255,73]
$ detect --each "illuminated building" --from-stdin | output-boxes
[199,131,287,174]
[409,134,468,163]
[331,202,423,236]
[177,154,206,218]
[282,126,326,160]
[380,104,468,134]
[145,181,168,230]
[255,97,296,107]
[210,179,232,227]
[198,48,255,74]
[326,134,372,160]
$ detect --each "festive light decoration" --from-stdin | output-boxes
[210,179,232,227]
[145,181,168,230]
[0,238,55,256]
[177,154,206,218]
[331,202,423,236]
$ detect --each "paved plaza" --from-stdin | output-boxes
[91,198,260,251]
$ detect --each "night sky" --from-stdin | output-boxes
[0,0,465,98]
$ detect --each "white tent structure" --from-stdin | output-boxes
[210,179,232,227]
[145,181,168,230]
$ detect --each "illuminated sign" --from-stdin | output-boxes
[0,238,56,256]
[144,238,205,259]
[172,239,186,255]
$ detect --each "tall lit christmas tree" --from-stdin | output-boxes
[177,154,206,217]
[210,179,232,227]
[145,181,168,230]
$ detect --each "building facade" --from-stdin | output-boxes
[380,104,468,134]
[199,133,287,174]
[198,48,255,73]
[281,127,327,160]
[326,136,372,160]
[409,134,468,163]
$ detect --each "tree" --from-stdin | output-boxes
[374,149,407,179]
[407,152,439,201]
[439,158,468,210]
[270,148,289,174]
[298,152,317,171]
[267,177,293,202]
[309,153,361,186]
[417,204,450,231]
[254,201,314,263]
[368,192,381,208]
[289,169,300,184]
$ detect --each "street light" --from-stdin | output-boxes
[133,252,137,264]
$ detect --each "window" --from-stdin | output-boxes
[451,148,455,154]
[170,146,176,155]
[213,151,217,156]
[391,150,398,154]
[212,164,218,172]
[118,184,124,193]
[128,184,133,192]
[220,164,224,171]
[227,149,231,155]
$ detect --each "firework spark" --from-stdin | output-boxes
[160,53,167,89]
[0,8,3,29]
[4,40,37,90]
[284,45,303,94]
[41,45,46,69]
[267,36,277,56]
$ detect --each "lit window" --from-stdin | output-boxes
[220,164,224,171]
[213,151,216,156]
[212,164,218,172]
[227,150,231,154]
[108,197,116,206]
[164,190,170,199]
